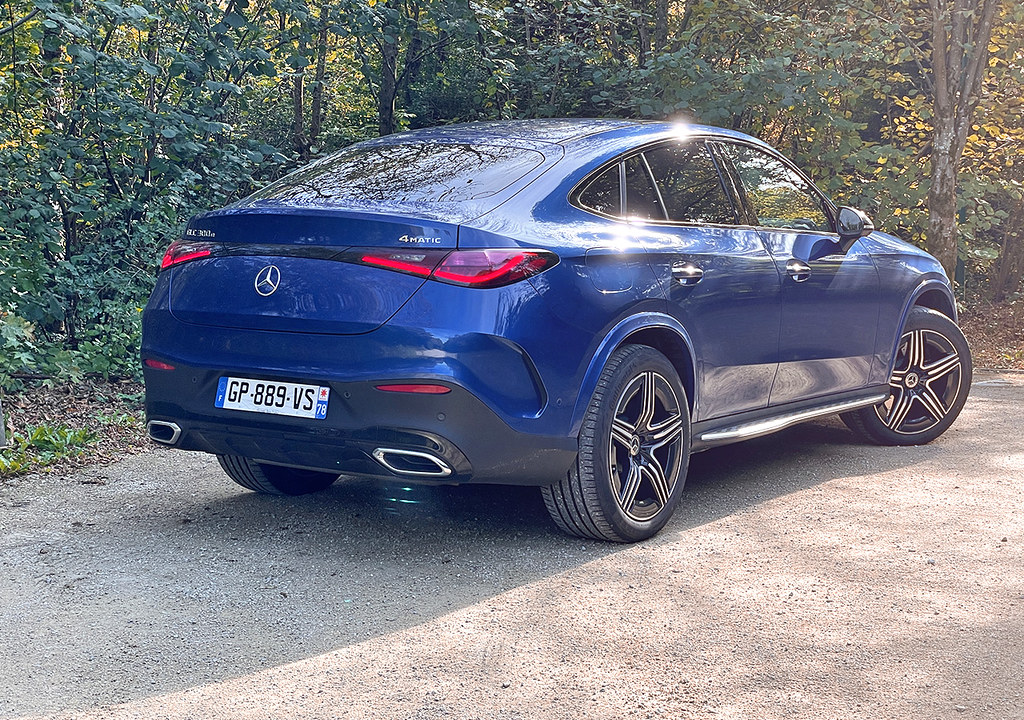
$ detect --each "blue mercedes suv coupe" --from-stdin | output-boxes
[142,119,972,542]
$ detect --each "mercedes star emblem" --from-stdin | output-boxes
[254,264,281,297]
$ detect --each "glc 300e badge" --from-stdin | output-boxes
[254,265,281,297]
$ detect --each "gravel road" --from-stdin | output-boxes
[1,371,1022,720]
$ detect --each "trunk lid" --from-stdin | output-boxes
[167,207,457,335]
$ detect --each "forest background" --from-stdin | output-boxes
[1,0,1023,388]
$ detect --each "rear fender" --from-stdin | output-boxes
[570,313,697,436]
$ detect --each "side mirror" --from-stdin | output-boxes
[836,206,875,252]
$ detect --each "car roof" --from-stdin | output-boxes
[371,119,642,146]
[225,120,774,226]
[364,118,772,157]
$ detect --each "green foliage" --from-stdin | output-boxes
[1,0,1022,385]
[0,423,97,477]
[0,312,38,387]
[1,0,306,381]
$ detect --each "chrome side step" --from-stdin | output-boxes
[698,393,889,444]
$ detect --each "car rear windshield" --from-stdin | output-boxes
[248,142,546,205]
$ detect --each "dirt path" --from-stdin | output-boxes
[1,371,1022,720]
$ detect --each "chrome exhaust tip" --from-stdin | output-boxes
[147,420,182,445]
[372,447,453,477]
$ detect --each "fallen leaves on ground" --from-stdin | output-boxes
[1,379,150,480]
[960,300,1024,370]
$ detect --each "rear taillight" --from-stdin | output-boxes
[432,250,556,288]
[352,248,557,288]
[355,249,449,278]
[160,241,213,270]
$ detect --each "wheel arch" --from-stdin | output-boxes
[570,313,697,436]
[885,279,958,376]
[845,298,972,446]
[912,285,957,321]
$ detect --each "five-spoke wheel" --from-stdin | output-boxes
[842,307,971,445]
[542,344,690,542]
[609,369,686,521]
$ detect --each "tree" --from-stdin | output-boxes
[836,0,1023,285]
[925,0,1001,277]
[2,0,1023,386]
[340,0,478,135]
[0,0,298,379]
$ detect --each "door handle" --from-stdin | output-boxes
[786,259,811,283]
[672,262,704,286]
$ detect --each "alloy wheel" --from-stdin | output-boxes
[876,328,965,435]
[609,370,685,521]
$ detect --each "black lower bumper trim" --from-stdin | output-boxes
[144,366,577,486]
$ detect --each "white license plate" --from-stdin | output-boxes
[215,377,329,419]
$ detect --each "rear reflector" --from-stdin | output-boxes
[143,359,176,370]
[375,384,452,394]
[161,240,213,270]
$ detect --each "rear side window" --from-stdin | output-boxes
[578,164,621,216]
[624,155,666,221]
[574,140,736,225]
[643,142,736,224]
[248,142,545,204]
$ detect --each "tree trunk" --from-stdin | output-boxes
[926,120,959,279]
[292,70,306,158]
[378,35,399,135]
[309,17,329,147]
[402,31,423,110]
[654,0,668,53]
[633,0,650,66]
[924,0,1000,278]
[992,196,1024,301]
[144,20,159,115]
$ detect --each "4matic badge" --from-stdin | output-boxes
[398,234,442,244]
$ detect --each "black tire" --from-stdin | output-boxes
[841,307,972,446]
[216,454,339,496]
[542,344,691,542]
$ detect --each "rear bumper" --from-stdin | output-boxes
[142,263,588,486]
[143,360,576,486]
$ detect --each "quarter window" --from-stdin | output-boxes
[719,144,831,232]
[643,142,736,224]
[578,164,621,216]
